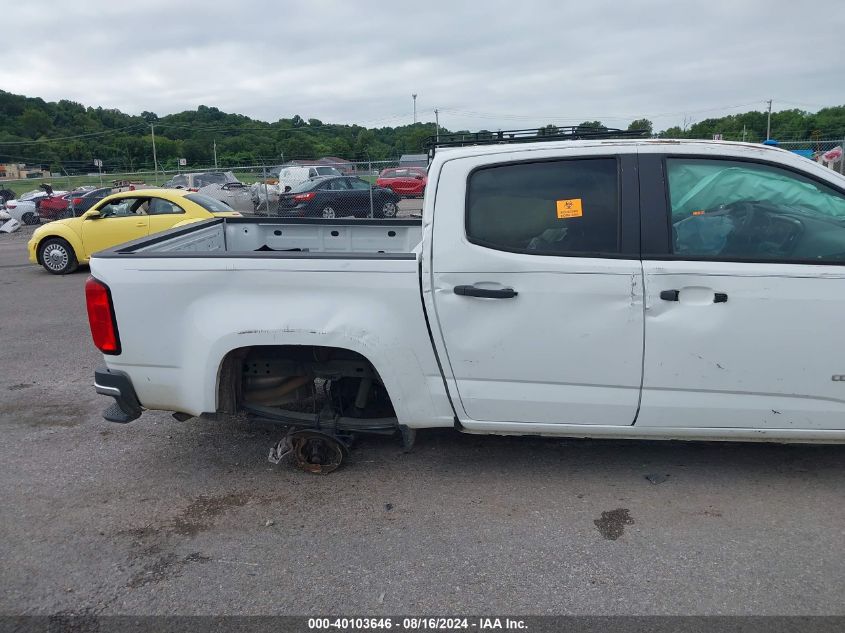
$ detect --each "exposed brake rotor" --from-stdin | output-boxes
[269,429,349,474]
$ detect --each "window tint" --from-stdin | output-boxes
[184,194,233,213]
[148,198,184,215]
[348,178,370,191]
[315,167,340,176]
[194,172,228,187]
[326,179,350,191]
[466,158,620,255]
[667,158,845,263]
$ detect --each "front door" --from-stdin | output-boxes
[638,154,845,430]
[429,150,644,425]
[81,197,150,257]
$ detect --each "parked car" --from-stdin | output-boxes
[274,165,342,191]
[27,189,241,274]
[5,189,68,225]
[376,167,427,197]
[163,171,240,190]
[38,188,97,220]
[85,139,845,467]
[197,181,254,214]
[277,176,400,218]
[66,187,114,217]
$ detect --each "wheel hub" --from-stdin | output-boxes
[45,246,67,270]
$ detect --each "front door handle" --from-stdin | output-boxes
[454,285,518,299]
[660,289,728,303]
[135,222,146,227]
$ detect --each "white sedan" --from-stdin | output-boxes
[4,190,67,225]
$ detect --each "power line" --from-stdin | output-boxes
[0,123,146,145]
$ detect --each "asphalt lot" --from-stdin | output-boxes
[1,222,844,617]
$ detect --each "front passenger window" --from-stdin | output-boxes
[97,198,145,218]
[667,159,845,263]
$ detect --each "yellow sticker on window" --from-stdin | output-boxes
[556,198,583,219]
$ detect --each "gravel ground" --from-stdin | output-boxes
[1,223,844,616]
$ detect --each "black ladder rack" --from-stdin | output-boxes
[424,126,648,159]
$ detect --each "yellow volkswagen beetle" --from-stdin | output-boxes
[28,189,241,274]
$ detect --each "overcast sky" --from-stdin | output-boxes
[2,0,844,133]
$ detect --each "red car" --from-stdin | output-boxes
[37,191,79,220]
[376,167,427,198]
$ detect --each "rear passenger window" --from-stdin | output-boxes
[466,159,620,255]
[148,198,184,215]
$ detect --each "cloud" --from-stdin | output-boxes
[2,0,844,132]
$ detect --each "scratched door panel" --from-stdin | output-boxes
[639,262,845,430]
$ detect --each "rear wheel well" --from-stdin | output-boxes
[217,345,396,420]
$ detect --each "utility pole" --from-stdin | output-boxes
[766,99,773,140]
[412,94,417,124]
[742,124,747,142]
[213,139,218,168]
[434,108,440,142]
[150,123,159,182]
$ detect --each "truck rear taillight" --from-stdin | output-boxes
[293,192,316,202]
[85,276,121,355]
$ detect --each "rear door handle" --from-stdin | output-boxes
[454,285,518,299]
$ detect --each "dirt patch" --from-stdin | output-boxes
[7,383,33,391]
[594,508,634,540]
[171,492,254,536]
[0,401,88,427]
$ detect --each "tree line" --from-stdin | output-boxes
[0,90,843,174]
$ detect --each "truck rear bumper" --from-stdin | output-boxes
[94,366,143,423]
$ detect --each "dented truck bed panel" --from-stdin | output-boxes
[89,253,455,429]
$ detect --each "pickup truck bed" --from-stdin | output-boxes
[109,216,422,257]
[90,215,456,436]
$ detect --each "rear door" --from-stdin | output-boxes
[638,152,845,430]
[428,147,644,426]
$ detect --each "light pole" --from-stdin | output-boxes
[766,99,773,140]
[434,108,440,142]
[412,94,417,124]
[150,123,159,182]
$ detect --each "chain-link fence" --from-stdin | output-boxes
[0,159,429,224]
[779,139,845,174]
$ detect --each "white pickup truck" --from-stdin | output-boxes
[87,138,845,469]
